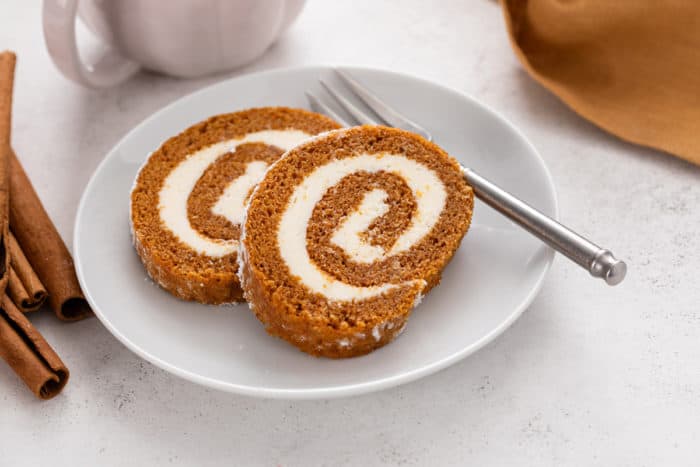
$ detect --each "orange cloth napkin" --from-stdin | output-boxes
[502,0,700,166]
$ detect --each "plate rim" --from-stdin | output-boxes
[73,64,558,399]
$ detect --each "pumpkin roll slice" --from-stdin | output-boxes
[239,125,474,357]
[130,107,341,304]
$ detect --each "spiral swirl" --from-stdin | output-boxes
[239,125,473,357]
[158,129,311,257]
[277,152,447,301]
[130,107,342,304]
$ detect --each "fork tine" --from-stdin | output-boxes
[335,69,432,141]
[305,92,352,128]
[319,79,378,125]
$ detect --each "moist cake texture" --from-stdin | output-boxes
[239,125,474,357]
[130,107,341,304]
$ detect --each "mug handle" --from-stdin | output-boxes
[42,0,140,88]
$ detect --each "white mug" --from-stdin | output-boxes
[42,0,306,88]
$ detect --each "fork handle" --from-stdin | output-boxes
[462,167,626,286]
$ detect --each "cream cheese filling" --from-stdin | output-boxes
[158,129,311,257]
[278,153,447,301]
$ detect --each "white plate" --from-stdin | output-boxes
[74,66,557,399]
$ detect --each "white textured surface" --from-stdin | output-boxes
[1,1,698,466]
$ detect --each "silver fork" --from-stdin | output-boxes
[306,69,626,286]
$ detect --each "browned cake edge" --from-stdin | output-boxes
[130,107,341,304]
[239,125,474,357]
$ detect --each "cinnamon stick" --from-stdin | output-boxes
[8,231,47,312]
[8,267,30,311]
[0,52,15,296]
[0,294,69,399]
[9,151,91,321]
[0,51,70,400]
